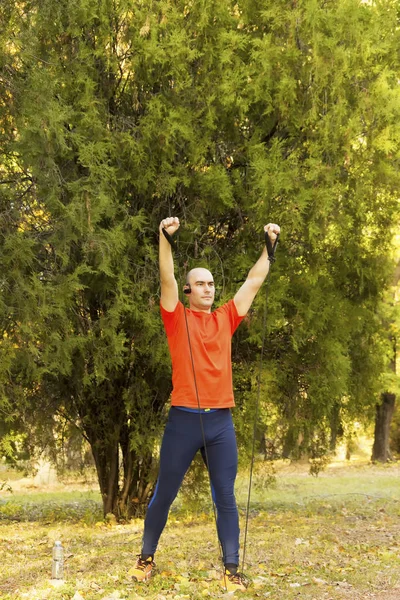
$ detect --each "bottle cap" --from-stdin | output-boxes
[54,541,62,546]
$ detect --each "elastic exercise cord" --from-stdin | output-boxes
[241,273,270,573]
[241,232,279,573]
[182,309,227,586]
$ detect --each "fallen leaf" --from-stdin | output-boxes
[295,538,310,546]
[335,581,353,588]
[312,577,328,585]
[90,582,102,590]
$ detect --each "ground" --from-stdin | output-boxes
[0,458,399,600]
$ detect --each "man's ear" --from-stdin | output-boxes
[183,284,191,295]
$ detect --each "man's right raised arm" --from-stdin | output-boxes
[159,217,180,312]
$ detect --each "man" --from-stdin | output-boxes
[131,216,280,592]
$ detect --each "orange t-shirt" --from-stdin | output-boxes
[160,300,245,409]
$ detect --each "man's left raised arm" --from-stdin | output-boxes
[233,223,280,317]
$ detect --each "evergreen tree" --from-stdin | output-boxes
[0,0,399,516]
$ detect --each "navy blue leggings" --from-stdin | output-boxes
[142,407,240,565]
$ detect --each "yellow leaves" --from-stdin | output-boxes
[16,201,51,234]
[2,465,400,599]
[160,570,174,577]
[174,575,190,586]
[95,513,119,528]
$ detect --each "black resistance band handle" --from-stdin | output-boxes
[265,231,279,263]
[162,227,177,251]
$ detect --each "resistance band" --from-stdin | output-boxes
[241,230,279,572]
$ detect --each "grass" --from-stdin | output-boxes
[0,460,399,600]
[0,491,102,523]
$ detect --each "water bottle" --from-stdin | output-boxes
[51,540,64,579]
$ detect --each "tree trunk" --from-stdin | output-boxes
[372,260,400,462]
[87,418,156,519]
[118,421,155,519]
[329,401,343,453]
[91,436,120,516]
[371,392,395,462]
[282,424,303,459]
[372,325,397,463]
[76,378,125,518]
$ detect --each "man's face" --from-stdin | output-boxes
[186,268,215,312]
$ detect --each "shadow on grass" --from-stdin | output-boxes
[0,498,103,523]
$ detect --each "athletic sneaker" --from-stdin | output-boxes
[129,555,155,582]
[222,568,249,593]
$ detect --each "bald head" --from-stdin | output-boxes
[186,267,214,286]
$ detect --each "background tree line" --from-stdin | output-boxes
[0,0,399,518]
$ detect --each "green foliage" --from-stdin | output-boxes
[0,0,399,513]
